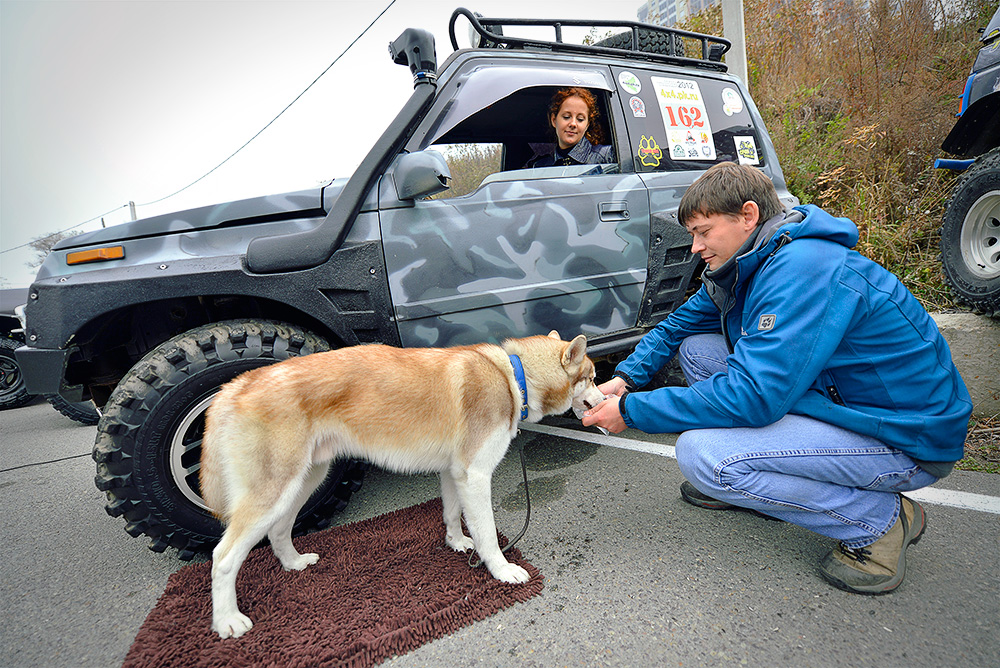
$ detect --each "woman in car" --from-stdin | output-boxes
[525,87,616,167]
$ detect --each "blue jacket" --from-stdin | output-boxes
[616,204,972,463]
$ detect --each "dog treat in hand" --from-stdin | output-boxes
[574,395,611,435]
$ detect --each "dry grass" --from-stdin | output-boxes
[959,415,1000,473]
[677,0,997,311]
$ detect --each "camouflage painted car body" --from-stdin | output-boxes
[381,169,650,347]
[18,22,795,405]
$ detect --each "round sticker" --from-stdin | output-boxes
[629,96,646,117]
[722,87,743,116]
[618,71,641,95]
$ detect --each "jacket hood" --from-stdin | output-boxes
[702,204,859,313]
[773,204,859,250]
[739,204,859,277]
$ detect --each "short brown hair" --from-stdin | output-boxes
[548,87,606,145]
[678,162,784,226]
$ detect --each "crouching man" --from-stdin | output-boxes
[583,162,971,594]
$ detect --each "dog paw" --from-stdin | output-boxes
[213,613,254,639]
[490,562,531,584]
[446,534,475,553]
[282,552,319,571]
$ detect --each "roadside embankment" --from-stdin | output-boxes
[932,313,999,417]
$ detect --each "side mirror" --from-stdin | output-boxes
[393,150,452,200]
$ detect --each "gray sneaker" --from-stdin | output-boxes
[819,495,926,594]
[680,481,738,510]
[679,481,783,522]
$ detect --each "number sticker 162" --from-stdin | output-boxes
[663,106,704,129]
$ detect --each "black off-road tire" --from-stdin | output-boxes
[0,336,34,410]
[596,29,685,58]
[940,147,1000,317]
[93,319,366,560]
[46,393,100,425]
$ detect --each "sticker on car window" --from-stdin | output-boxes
[651,76,716,161]
[637,135,663,167]
[734,135,760,165]
[618,71,642,95]
[722,87,744,116]
[629,96,646,117]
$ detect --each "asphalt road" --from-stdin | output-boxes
[2,399,998,668]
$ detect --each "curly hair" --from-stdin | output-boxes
[548,87,606,146]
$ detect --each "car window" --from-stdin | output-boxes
[613,66,766,172]
[426,65,612,144]
[425,85,621,199]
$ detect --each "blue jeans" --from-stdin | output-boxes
[674,334,937,549]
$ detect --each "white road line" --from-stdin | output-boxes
[522,422,1000,516]
[525,422,678,458]
[906,487,1000,515]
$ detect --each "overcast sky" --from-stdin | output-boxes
[0,0,642,288]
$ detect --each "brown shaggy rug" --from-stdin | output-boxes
[122,498,543,668]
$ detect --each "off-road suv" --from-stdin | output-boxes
[937,5,1000,316]
[16,8,795,559]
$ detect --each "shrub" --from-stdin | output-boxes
[675,0,996,310]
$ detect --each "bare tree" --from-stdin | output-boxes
[26,230,81,268]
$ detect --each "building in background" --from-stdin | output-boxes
[638,0,721,26]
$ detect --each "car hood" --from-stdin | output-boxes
[54,181,347,251]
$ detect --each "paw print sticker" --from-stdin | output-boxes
[637,135,662,168]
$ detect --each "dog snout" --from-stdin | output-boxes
[581,393,609,411]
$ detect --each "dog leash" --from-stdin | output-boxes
[468,438,531,569]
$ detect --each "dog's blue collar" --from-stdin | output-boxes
[509,354,529,421]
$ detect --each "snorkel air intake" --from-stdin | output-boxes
[390,28,438,87]
[246,29,438,274]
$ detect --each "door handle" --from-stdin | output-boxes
[599,201,630,222]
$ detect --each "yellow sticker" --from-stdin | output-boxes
[638,135,662,168]
[734,135,759,165]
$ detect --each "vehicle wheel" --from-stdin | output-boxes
[940,147,1000,316]
[0,336,35,410]
[46,393,100,425]
[93,320,366,560]
[596,29,685,58]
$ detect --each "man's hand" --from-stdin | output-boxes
[598,376,628,398]
[582,394,627,434]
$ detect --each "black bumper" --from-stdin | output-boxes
[14,345,80,398]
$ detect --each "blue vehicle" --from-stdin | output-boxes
[936,5,1000,316]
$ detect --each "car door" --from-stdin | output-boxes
[378,59,652,348]
[611,64,799,326]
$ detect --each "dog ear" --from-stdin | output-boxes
[547,330,561,340]
[562,334,587,367]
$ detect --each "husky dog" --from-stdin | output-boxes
[201,331,605,638]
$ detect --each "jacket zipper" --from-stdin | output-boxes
[770,231,792,256]
[720,265,739,353]
[720,230,789,352]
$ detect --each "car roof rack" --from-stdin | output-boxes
[448,7,731,72]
